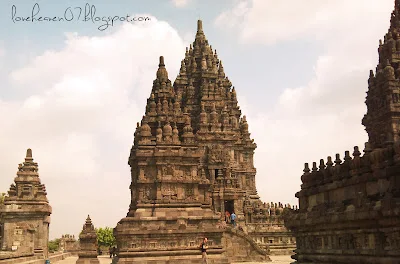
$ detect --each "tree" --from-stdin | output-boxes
[0,193,6,204]
[48,238,60,252]
[96,227,116,248]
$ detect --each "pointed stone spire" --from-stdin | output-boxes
[363,3,400,146]
[156,56,168,82]
[18,148,39,174]
[218,60,225,78]
[180,60,187,75]
[172,123,180,144]
[77,215,99,262]
[2,148,52,257]
[197,19,203,33]
[85,215,93,227]
[194,19,207,48]
[210,103,218,123]
[156,121,163,143]
[26,148,32,158]
[192,57,197,71]
[201,57,207,70]
[390,0,400,31]
[140,117,151,136]
[148,93,157,115]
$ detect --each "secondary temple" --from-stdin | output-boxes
[114,20,295,263]
[0,149,52,259]
[76,215,99,264]
[285,1,400,263]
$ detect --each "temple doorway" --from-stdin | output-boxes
[215,169,220,179]
[224,200,234,214]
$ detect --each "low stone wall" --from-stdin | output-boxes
[48,252,72,262]
[267,244,295,255]
[0,252,71,264]
[0,253,39,264]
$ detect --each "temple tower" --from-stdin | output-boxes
[362,0,400,147]
[76,215,99,264]
[0,149,52,257]
[114,20,292,263]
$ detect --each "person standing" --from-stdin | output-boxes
[225,210,230,224]
[230,211,237,228]
[200,237,208,264]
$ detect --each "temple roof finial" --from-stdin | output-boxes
[25,148,34,163]
[156,56,168,81]
[159,56,165,67]
[197,20,203,33]
[26,148,32,158]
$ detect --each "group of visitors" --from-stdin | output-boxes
[225,210,237,227]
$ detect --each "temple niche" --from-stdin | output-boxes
[114,20,294,264]
[285,1,400,263]
[0,149,52,259]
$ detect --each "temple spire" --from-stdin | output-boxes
[26,148,32,158]
[195,20,206,44]
[390,0,400,31]
[25,148,34,162]
[156,56,168,81]
[363,1,400,147]
[197,20,203,33]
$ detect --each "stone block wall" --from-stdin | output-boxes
[285,143,400,263]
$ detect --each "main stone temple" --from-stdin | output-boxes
[114,21,295,263]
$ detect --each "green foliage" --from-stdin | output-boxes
[96,227,116,247]
[0,193,6,204]
[48,238,60,252]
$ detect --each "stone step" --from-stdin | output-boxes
[0,255,42,264]
[15,259,44,264]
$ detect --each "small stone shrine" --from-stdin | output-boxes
[285,1,400,263]
[76,215,99,264]
[59,234,79,254]
[0,149,52,258]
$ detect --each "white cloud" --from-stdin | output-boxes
[0,16,188,239]
[216,0,395,205]
[171,0,191,8]
[215,0,393,45]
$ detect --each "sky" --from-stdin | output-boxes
[0,0,395,239]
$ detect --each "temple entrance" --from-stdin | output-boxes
[224,200,234,214]
[215,169,220,179]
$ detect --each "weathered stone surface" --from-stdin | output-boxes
[114,20,293,263]
[60,234,79,254]
[0,149,52,258]
[76,216,99,264]
[285,2,400,263]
